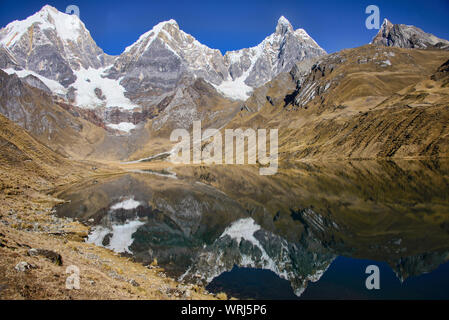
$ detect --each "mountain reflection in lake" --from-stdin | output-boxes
[53,160,449,299]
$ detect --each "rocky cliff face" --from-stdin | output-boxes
[372,19,449,50]
[431,59,449,82]
[223,16,326,89]
[0,47,20,69]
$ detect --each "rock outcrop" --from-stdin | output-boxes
[372,18,449,50]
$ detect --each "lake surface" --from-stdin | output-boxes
[53,160,449,299]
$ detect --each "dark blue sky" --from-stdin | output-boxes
[1,0,448,55]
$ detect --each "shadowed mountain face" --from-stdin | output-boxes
[53,160,449,298]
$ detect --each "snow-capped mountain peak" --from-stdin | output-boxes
[0,5,111,87]
[124,19,180,53]
[122,17,224,68]
[113,15,326,102]
[218,16,326,97]
[276,16,294,35]
[107,18,230,104]
[0,5,83,48]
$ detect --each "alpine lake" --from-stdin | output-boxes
[53,160,449,299]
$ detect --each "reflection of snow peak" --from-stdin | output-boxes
[220,218,261,246]
[110,197,141,210]
[180,217,334,298]
[220,218,286,278]
[86,197,144,253]
[87,219,145,254]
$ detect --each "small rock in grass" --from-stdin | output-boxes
[15,261,36,272]
[128,279,140,287]
[27,248,63,266]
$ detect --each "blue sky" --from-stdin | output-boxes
[0,0,448,55]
